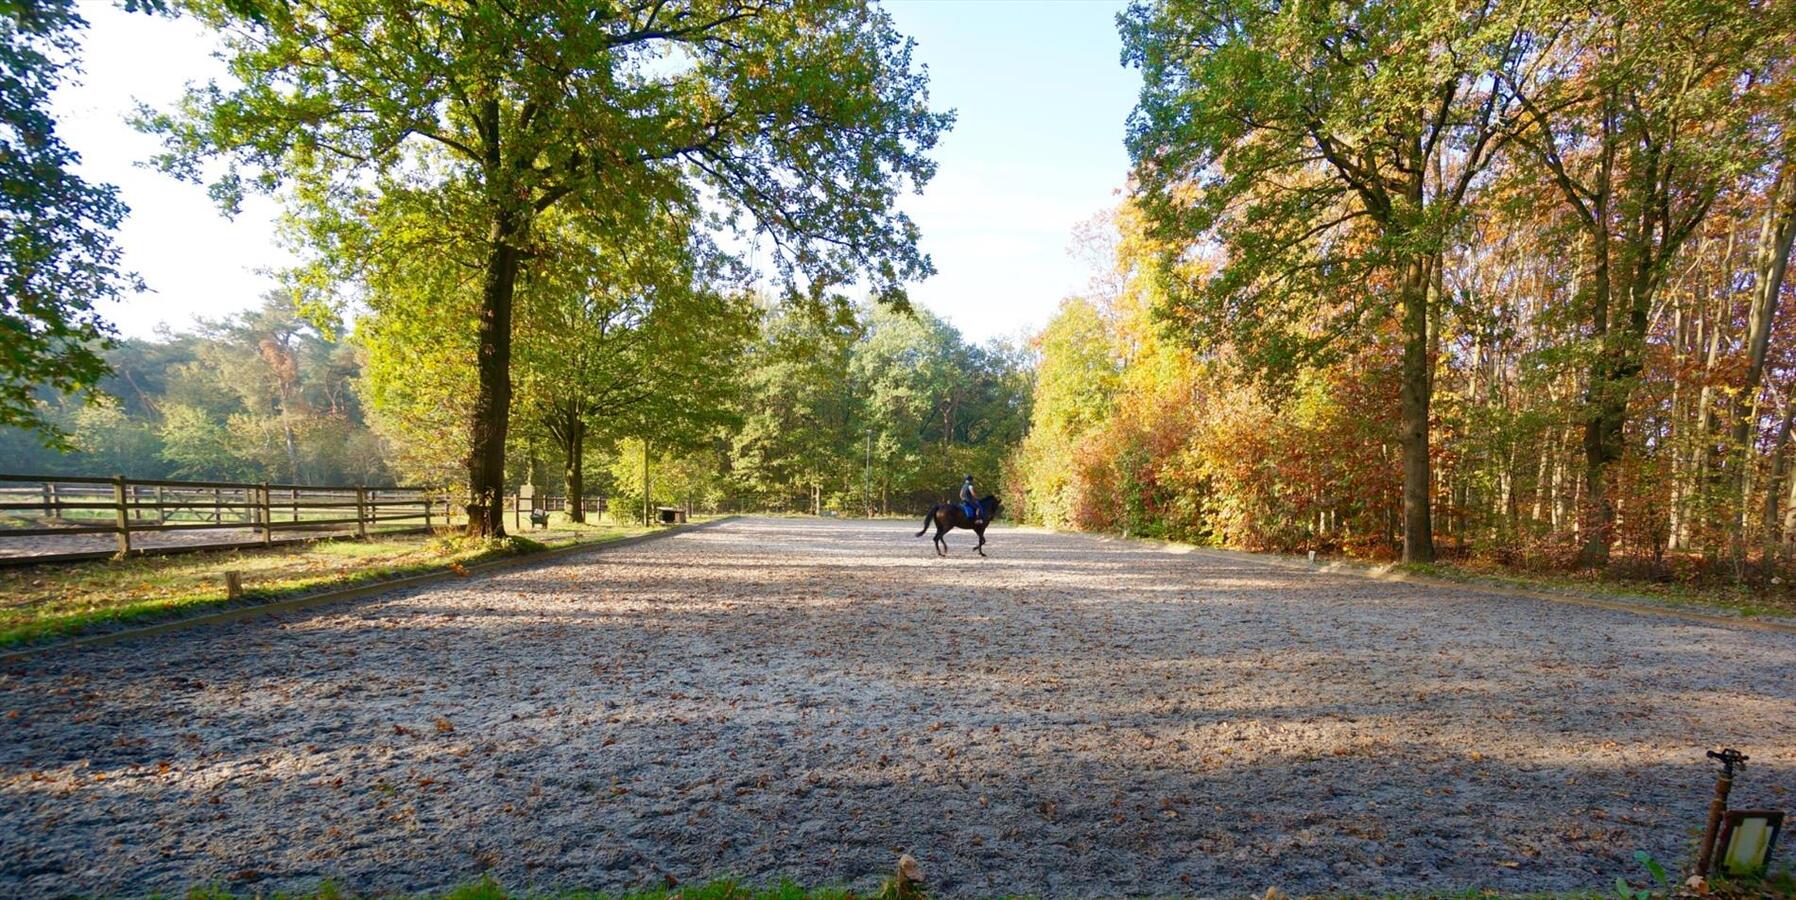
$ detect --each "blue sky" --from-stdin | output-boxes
[55,0,1139,343]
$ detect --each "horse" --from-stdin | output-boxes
[916,495,1002,557]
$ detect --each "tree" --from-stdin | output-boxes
[159,403,246,479]
[144,0,950,535]
[0,0,139,438]
[851,303,1029,511]
[1013,298,1118,528]
[730,295,865,510]
[1122,0,1533,562]
[65,401,162,476]
[1497,0,1789,565]
[610,437,729,522]
[514,209,753,522]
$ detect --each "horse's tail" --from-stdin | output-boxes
[916,506,936,537]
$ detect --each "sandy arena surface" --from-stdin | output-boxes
[2,516,1794,897]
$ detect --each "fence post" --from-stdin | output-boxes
[111,476,131,556]
[355,485,369,540]
[423,492,433,530]
[155,485,166,524]
[213,487,221,524]
[45,482,59,520]
[259,483,273,546]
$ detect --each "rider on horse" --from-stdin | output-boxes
[960,474,982,523]
[919,476,1000,556]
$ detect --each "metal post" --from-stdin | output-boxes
[355,485,369,540]
[1697,749,1748,876]
[111,476,131,556]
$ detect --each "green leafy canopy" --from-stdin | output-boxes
[138,0,954,301]
[1,0,141,440]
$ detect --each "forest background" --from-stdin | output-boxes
[6,0,1796,589]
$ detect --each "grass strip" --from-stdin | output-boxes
[0,515,662,649]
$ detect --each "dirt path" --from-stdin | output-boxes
[2,518,1793,897]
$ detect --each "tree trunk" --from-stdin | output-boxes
[1399,256,1435,564]
[1758,400,1792,557]
[563,418,586,524]
[1733,165,1796,539]
[1577,223,1619,568]
[465,202,525,538]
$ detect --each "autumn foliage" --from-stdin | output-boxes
[1013,173,1796,582]
[1006,0,1796,583]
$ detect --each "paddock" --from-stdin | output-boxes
[2,517,1793,896]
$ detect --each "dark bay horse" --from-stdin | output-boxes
[916,495,1001,556]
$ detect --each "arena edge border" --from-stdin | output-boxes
[0,516,744,666]
[1012,524,1796,637]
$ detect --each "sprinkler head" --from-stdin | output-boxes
[1707,748,1749,776]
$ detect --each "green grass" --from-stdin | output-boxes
[0,512,665,649]
[151,873,1796,900]
[1386,559,1796,620]
[173,876,898,900]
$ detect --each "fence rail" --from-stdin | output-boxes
[0,473,451,565]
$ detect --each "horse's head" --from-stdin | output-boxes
[980,494,1002,518]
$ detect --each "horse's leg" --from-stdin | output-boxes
[975,524,987,557]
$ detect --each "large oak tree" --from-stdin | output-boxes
[144,0,949,535]
[1121,0,1532,562]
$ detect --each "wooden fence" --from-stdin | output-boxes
[0,474,450,565]
[531,495,606,514]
